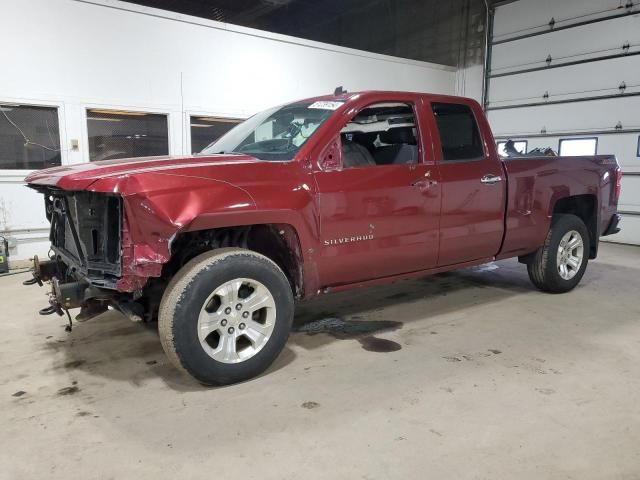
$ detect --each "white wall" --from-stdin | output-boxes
[487,0,640,245]
[0,0,456,264]
[455,63,485,104]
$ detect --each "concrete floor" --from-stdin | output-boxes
[1,243,639,479]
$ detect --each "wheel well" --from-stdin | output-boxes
[166,224,304,298]
[553,194,598,258]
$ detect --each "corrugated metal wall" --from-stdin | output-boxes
[485,0,640,244]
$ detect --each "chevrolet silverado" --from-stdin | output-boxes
[24,91,622,385]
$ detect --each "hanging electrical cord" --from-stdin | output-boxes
[0,109,60,152]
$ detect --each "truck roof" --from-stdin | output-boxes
[296,90,479,106]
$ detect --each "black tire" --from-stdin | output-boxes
[159,248,294,385]
[527,214,590,293]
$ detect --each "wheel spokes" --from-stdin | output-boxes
[198,310,223,341]
[567,235,582,251]
[216,280,243,306]
[567,256,580,270]
[242,284,274,313]
[243,320,269,347]
[559,263,568,279]
[197,277,278,364]
[198,319,219,341]
[213,334,239,362]
[556,230,584,280]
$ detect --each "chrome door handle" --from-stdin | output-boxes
[481,174,502,185]
[412,178,438,190]
[411,170,438,190]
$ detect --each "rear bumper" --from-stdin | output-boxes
[602,214,621,236]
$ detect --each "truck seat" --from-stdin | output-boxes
[375,128,418,165]
[341,138,376,168]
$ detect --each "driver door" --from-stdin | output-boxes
[312,99,441,287]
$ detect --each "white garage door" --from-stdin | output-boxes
[485,0,640,245]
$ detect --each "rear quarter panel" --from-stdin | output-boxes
[499,155,618,259]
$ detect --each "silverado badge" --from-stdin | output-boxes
[323,232,374,246]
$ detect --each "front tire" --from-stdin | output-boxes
[527,214,590,293]
[159,248,294,385]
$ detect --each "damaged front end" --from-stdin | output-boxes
[24,188,145,324]
[23,156,274,325]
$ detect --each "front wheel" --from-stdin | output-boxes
[527,214,590,293]
[159,248,294,385]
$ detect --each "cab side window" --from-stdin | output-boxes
[431,102,484,161]
[340,103,419,168]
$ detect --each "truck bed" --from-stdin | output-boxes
[498,154,620,259]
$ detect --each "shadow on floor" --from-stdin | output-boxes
[290,259,534,350]
[43,254,640,390]
[42,310,298,392]
[41,259,540,390]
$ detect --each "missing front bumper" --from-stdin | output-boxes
[23,256,125,322]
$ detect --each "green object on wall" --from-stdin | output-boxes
[0,236,9,274]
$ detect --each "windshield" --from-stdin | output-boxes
[200,101,343,160]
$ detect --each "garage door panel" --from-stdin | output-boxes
[595,134,640,171]
[490,55,640,106]
[488,96,640,136]
[602,213,640,245]
[620,176,640,210]
[492,0,640,245]
[491,15,640,73]
[493,0,632,41]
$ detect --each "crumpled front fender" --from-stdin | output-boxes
[89,173,256,292]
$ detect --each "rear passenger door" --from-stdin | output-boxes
[313,99,441,286]
[426,101,506,266]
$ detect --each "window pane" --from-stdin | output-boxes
[340,103,419,167]
[87,109,168,161]
[497,140,527,157]
[432,103,484,161]
[190,116,241,153]
[559,138,597,156]
[0,104,61,170]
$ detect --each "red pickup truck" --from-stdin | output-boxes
[25,91,621,385]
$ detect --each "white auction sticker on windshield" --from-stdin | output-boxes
[308,101,344,110]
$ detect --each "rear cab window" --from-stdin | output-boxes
[431,102,484,161]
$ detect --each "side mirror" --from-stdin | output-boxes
[319,137,342,171]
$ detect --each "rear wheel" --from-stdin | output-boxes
[159,248,294,385]
[527,214,590,293]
